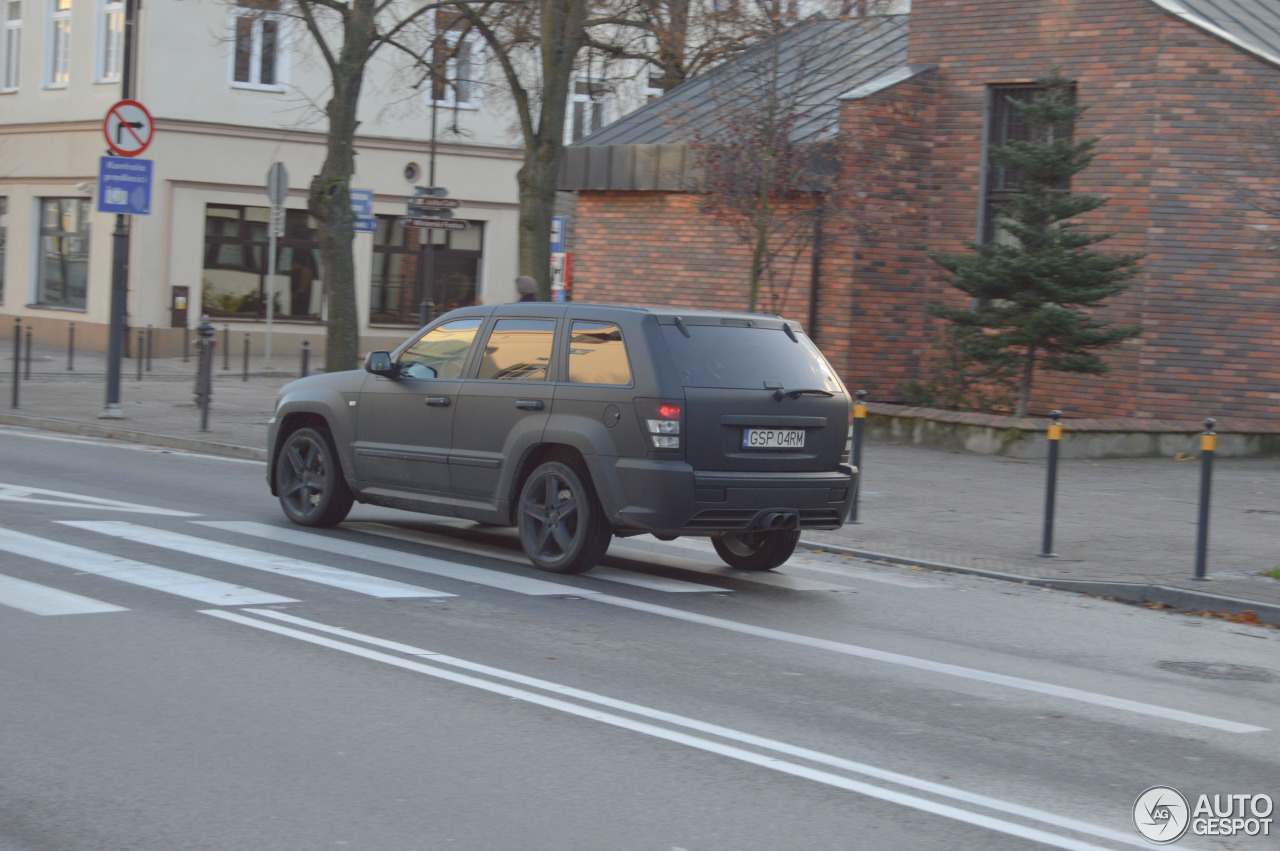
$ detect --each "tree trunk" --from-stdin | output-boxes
[1016,344,1037,418]
[517,0,587,300]
[309,1,374,373]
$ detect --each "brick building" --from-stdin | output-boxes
[559,0,1280,420]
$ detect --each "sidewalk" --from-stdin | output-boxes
[4,341,1280,624]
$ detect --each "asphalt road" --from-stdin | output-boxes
[1,426,1277,851]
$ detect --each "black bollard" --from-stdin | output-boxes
[1193,418,1216,580]
[243,333,250,382]
[300,339,310,378]
[196,316,214,432]
[145,325,153,372]
[23,327,32,380]
[848,389,867,523]
[183,326,190,363]
[223,324,230,370]
[10,317,19,409]
[136,331,144,381]
[1037,410,1063,558]
[67,322,75,371]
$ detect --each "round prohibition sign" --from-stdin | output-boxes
[103,99,154,157]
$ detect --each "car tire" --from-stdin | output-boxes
[712,529,800,571]
[517,460,612,574]
[276,426,354,528]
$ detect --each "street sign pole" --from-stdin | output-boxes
[264,162,289,369]
[100,0,140,419]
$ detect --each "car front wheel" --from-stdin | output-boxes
[517,460,612,574]
[712,529,800,571]
[276,426,354,528]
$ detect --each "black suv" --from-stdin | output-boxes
[267,303,856,574]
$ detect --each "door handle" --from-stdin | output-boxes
[425,396,451,407]
[515,399,545,411]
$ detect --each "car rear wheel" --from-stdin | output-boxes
[518,460,612,574]
[276,426,354,528]
[712,529,800,571]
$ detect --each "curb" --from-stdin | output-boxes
[799,541,1280,628]
[0,411,268,462]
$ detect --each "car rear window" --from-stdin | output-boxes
[661,324,842,390]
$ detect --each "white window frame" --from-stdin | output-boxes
[430,31,481,109]
[44,0,70,89]
[94,0,121,83]
[565,75,606,144]
[2,0,20,92]
[229,2,287,91]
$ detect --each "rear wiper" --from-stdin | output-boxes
[773,387,835,401]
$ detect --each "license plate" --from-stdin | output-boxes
[742,428,805,449]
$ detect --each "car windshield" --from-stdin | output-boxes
[660,324,841,391]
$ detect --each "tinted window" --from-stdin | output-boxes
[568,321,631,385]
[476,319,555,381]
[399,318,482,379]
[661,324,841,391]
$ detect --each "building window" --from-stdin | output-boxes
[232,0,283,89]
[568,77,605,143]
[2,0,20,92]
[95,0,122,82]
[644,72,668,103]
[981,83,1074,243]
[201,204,322,319]
[37,197,90,309]
[46,0,69,88]
[370,217,483,325]
[0,196,7,304]
[430,32,481,108]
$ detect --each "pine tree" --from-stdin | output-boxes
[927,70,1143,417]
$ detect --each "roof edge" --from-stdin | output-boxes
[1148,0,1280,69]
[838,63,937,101]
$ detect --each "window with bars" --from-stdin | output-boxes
[232,0,282,89]
[981,83,1074,244]
[45,0,69,88]
[2,0,20,92]
[96,0,122,82]
[37,197,90,309]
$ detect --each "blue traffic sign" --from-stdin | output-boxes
[349,188,373,217]
[550,216,565,252]
[97,156,152,215]
[354,216,378,232]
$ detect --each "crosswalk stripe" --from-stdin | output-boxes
[606,539,851,592]
[345,522,727,594]
[196,521,592,597]
[0,526,295,606]
[60,522,455,600]
[0,572,128,615]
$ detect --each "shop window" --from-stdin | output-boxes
[201,204,322,319]
[36,197,90,309]
[370,217,483,325]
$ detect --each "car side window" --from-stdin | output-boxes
[567,321,632,385]
[476,319,555,381]
[398,318,483,379]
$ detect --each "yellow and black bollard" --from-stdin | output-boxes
[1038,410,1063,558]
[1193,418,1216,581]
[301,339,311,378]
[848,389,867,523]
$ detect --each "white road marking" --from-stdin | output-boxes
[588,594,1266,734]
[0,482,201,516]
[204,608,1133,851]
[786,559,943,588]
[0,426,263,464]
[606,540,851,591]
[61,521,454,600]
[0,527,294,606]
[198,520,582,597]
[0,572,127,615]
[348,522,727,594]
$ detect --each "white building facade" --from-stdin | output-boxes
[0,0,527,357]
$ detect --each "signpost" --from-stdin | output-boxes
[100,96,151,419]
[349,188,376,232]
[406,187,466,325]
[263,162,289,368]
[400,216,469,230]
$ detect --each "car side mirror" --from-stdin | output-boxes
[365,351,396,377]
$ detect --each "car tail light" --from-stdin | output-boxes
[639,400,683,450]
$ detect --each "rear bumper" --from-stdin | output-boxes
[590,457,856,535]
